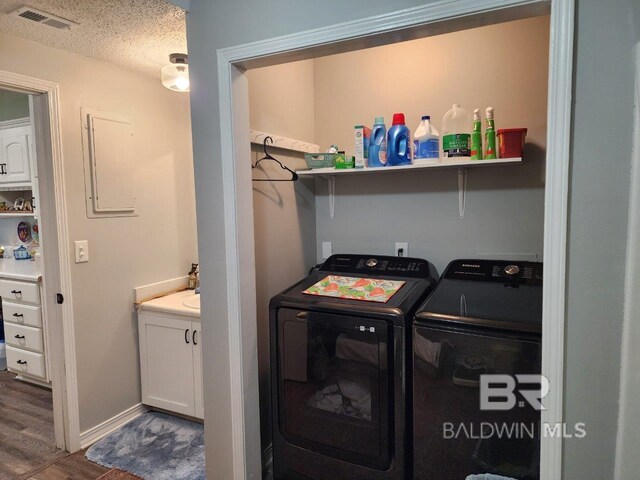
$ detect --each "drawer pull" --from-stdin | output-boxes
[11,290,22,295]
[14,334,25,340]
[13,313,24,318]
[16,360,27,365]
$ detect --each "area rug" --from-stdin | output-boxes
[86,412,204,480]
[97,468,143,479]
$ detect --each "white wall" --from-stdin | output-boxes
[185,0,638,478]
[0,33,197,433]
[562,1,637,477]
[615,42,640,479]
[247,60,317,451]
[313,16,548,272]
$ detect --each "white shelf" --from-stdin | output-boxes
[298,157,523,219]
[0,183,33,192]
[296,157,522,177]
[0,212,35,218]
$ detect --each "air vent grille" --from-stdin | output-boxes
[18,10,47,22]
[9,6,78,30]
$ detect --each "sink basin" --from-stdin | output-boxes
[183,294,201,310]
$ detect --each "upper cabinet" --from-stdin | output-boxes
[0,125,32,186]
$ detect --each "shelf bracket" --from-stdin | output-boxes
[328,175,336,219]
[458,167,468,219]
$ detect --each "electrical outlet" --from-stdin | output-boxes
[74,240,89,263]
[395,242,408,257]
[322,241,332,259]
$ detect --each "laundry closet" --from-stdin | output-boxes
[248,13,549,478]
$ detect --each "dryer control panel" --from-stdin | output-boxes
[320,254,435,279]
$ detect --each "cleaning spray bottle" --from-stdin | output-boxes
[470,108,483,160]
[484,107,497,159]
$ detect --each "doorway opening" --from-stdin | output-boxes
[215,0,573,478]
[0,73,79,478]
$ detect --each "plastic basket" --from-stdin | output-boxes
[304,153,340,169]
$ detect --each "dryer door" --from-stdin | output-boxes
[413,322,542,480]
[276,307,391,470]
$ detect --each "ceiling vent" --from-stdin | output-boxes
[9,6,78,30]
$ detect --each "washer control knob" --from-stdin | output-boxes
[504,264,520,276]
[366,258,378,268]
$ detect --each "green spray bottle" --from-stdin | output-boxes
[470,108,483,160]
[484,107,497,159]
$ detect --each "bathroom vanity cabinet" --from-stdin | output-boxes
[138,294,204,420]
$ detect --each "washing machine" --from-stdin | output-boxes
[269,254,438,480]
[412,259,543,480]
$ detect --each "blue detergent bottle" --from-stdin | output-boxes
[369,116,387,167]
[386,113,412,166]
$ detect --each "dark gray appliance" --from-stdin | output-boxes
[413,259,543,480]
[270,254,438,480]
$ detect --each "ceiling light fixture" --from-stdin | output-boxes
[161,53,190,92]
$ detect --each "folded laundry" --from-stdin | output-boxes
[307,379,372,421]
[338,378,371,419]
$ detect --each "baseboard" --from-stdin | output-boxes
[14,374,52,389]
[79,403,148,449]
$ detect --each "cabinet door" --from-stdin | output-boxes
[139,312,195,416]
[0,129,31,184]
[192,322,204,419]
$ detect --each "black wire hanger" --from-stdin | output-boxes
[252,136,298,182]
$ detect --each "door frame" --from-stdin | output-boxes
[0,70,80,451]
[216,0,574,478]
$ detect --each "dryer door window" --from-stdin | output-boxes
[413,323,542,480]
[276,308,390,470]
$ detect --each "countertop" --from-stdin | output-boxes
[0,257,42,282]
[139,289,201,318]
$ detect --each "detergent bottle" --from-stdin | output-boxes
[368,117,387,167]
[386,113,412,166]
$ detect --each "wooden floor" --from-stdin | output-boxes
[0,370,134,480]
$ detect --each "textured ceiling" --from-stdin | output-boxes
[0,0,187,78]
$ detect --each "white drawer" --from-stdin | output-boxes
[0,279,40,305]
[4,323,44,352]
[6,345,46,379]
[2,300,42,327]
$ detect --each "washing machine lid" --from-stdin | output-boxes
[271,254,438,325]
[415,259,543,334]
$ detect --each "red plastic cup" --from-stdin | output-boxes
[497,128,527,158]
